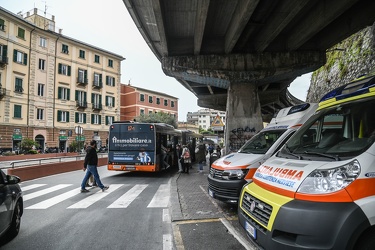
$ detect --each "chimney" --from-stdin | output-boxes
[27,12,30,17]
[34,8,37,15]
[52,15,55,21]
[59,29,63,34]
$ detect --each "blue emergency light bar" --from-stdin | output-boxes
[320,75,375,102]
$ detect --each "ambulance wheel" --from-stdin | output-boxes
[354,227,375,250]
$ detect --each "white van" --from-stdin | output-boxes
[238,74,375,249]
[207,103,318,204]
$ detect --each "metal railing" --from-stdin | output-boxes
[0,153,107,169]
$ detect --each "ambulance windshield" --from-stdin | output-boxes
[238,129,286,154]
[279,98,375,161]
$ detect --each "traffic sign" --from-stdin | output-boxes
[211,114,224,127]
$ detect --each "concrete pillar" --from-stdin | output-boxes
[224,82,263,153]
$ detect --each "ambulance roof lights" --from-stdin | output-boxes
[287,103,310,115]
[320,75,375,102]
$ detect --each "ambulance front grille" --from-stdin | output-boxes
[241,192,272,227]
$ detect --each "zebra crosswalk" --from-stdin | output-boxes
[21,183,171,210]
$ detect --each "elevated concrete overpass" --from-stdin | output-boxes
[123,0,375,150]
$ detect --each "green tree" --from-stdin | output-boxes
[20,138,40,153]
[135,112,177,128]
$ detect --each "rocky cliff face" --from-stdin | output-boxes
[306,24,375,103]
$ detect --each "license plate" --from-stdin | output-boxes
[208,189,214,197]
[113,165,122,169]
[245,221,256,239]
[125,166,135,170]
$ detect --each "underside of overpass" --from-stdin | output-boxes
[123,0,375,150]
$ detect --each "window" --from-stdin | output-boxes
[37,108,44,120]
[75,112,86,123]
[140,94,145,102]
[106,76,115,86]
[93,73,102,85]
[140,109,145,115]
[164,99,168,106]
[15,78,23,93]
[108,59,113,67]
[62,44,69,54]
[13,50,27,65]
[106,96,115,107]
[79,50,85,59]
[92,93,102,107]
[0,19,4,31]
[91,114,101,125]
[38,59,45,70]
[149,110,153,114]
[37,83,44,97]
[14,105,22,118]
[78,69,87,84]
[58,87,70,100]
[57,110,69,122]
[75,90,87,104]
[94,54,100,63]
[149,96,153,103]
[58,63,71,76]
[156,98,160,105]
[17,27,25,39]
[40,37,47,48]
[171,101,175,107]
[0,44,7,62]
[106,116,114,125]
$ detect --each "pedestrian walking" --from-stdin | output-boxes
[176,144,183,172]
[80,140,108,192]
[195,143,206,173]
[181,145,191,174]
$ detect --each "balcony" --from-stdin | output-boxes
[92,103,102,111]
[76,101,88,109]
[0,87,6,99]
[76,77,88,85]
[92,80,103,89]
[0,55,8,67]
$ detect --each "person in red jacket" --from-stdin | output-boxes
[80,140,109,192]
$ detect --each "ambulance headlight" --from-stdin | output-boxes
[222,169,248,180]
[297,160,361,194]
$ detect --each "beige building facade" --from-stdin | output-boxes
[0,7,124,152]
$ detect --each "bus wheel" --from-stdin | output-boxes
[355,227,375,250]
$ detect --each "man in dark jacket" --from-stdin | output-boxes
[80,140,109,192]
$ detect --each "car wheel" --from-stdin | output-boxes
[354,227,375,250]
[7,200,22,238]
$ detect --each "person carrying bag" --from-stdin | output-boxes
[181,145,191,174]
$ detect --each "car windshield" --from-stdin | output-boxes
[279,98,375,161]
[238,129,286,154]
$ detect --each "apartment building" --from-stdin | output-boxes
[0,7,124,152]
[120,84,178,122]
[186,108,226,130]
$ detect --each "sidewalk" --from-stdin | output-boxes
[170,163,256,250]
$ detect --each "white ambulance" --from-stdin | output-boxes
[238,74,375,249]
[207,103,318,204]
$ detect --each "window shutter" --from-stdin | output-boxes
[106,76,109,85]
[99,74,102,83]
[83,113,87,123]
[91,93,94,102]
[58,87,62,99]
[99,95,102,104]
[113,77,115,85]
[113,97,115,106]
[67,89,70,100]
[66,112,70,122]
[91,114,94,124]
[13,49,17,62]
[57,110,61,121]
[3,45,7,56]
[105,116,108,125]
[68,66,71,76]
[58,63,62,74]
[75,112,79,123]
[84,92,87,102]
[23,53,27,65]
[75,90,78,101]
[105,96,109,106]
[99,115,102,124]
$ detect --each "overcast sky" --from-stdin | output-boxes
[1,0,311,120]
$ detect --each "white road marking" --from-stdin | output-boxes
[163,234,173,250]
[21,184,47,191]
[26,188,81,209]
[163,208,170,222]
[107,184,148,208]
[67,184,124,209]
[23,184,72,201]
[147,183,170,208]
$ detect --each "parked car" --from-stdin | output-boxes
[0,169,23,240]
